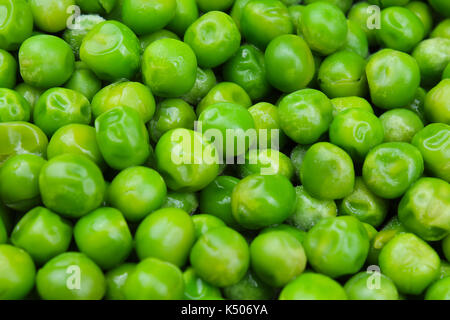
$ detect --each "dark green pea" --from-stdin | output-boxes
[379,233,440,295]
[223,270,275,300]
[340,177,389,228]
[304,0,353,13]
[105,263,136,300]
[192,214,226,239]
[344,272,399,300]
[0,0,33,50]
[329,108,384,162]
[290,144,310,180]
[0,49,17,89]
[149,99,196,143]
[412,38,450,87]
[367,0,410,8]
[427,0,450,18]
[318,50,368,98]
[11,206,72,265]
[161,191,199,214]
[241,0,293,49]
[249,102,287,149]
[34,87,91,136]
[183,267,223,300]
[181,67,216,105]
[64,61,102,101]
[380,108,424,143]
[287,185,337,231]
[424,79,450,124]
[76,0,117,14]
[301,142,355,200]
[443,235,450,262]
[331,96,374,117]
[238,148,294,180]
[0,88,31,122]
[197,0,235,11]
[166,0,199,36]
[304,216,370,278]
[343,20,369,58]
[404,87,427,124]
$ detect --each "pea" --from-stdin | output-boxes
[0,88,31,123]
[380,109,424,143]
[424,79,450,124]
[344,272,399,300]
[183,267,223,300]
[64,61,102,101]
[0,0,33,51]
[105,263,136,300]
[223,270,275,300]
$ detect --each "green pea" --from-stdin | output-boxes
[149,99,196,143]
[105,263,136,300]
[379,233,440,295]
[11,206,72,265]
[197,0,234,11]
[36,252,106,300]
[427,0,450,18]
[412,38,450,87]
[183,267,223,300]
[139,29,180,51]
[260,224,306,244]
[318,50,368,98]
[34,88,91,136]
[329,108,384,162]
[190,226,250,287]
[80,21,141,82]
[14,83,43,112]
[199,176,240,227]
[300,2,348,56]
[0,244,36,300]
[380,109,424,143]
[0,122,48,166]
[398,177,450,241]
[231,0,252,30]
[0,49,16,89]
[343,20,369,58]
[366,49,420,109]
[425,277,450,300]
[223,270,275,300]
[238,148,294,180]
[92,81,156,123]
[64,61,102,101]
[279,272,347,300]
[192,214,226,240]
[231,174,296,229]
[288,5,304,32]
[424,79,450,124]
[161,191,199,214]
[19,35,75,89]
[404,87,427,124]
[301,142,355,200]
[182,67,216,105]
[406,1,433,36]
[184,11,241,68]
[76,0,117,14]
[340,177,389,228]
[290,144,310,181]
[166,0,199,36]
[63,15,105,59]
[0,0,33,50]
[197,82,252,116]
[304,0,353,12]
[265,34,315,93]
[331,96,374,117]
[344,272,399,300]
[0,88,31,123]
[278,89,333,144]
[29,0,74,33]
[39,154,105,218]
[241,0,293,49]
[249,102,287,149]
[430,19,450,39]
[348,2,377,46]
[363,142,424,199]
[95,106,151,170]
[287,185,337,231]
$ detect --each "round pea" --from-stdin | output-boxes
[0,49,17,88]
[192,214,226,239]
[223,270,275,300]
[0,0,33,50]
[380,109,424,143]
[343,20,369,58]
[0,88,31,122]
[331,96,374,117]
[29,0,74,33]
[412,38,450,87]
[183,267,223,300]
[14,83,43,111]
[166,0,199,36]
[424,79,450,124]
[425,277,450,300]
[105,263,136,300]
[344,272,399,300]
[161,191,199,215]
[64,61,102,101]
[181,67,216,105]
[238,148,294,179]
[140,29,180,51]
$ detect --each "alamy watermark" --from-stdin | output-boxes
[367,5,381,30]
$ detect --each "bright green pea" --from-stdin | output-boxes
[376,6,424,52]
[63,15,105,59]
[19,35,75,89]
[348,2,377,46]
[80,21,141,82]
[199,176,240,227]
[380,108,424,143]
[278,89,333,144]
[430,19,450,39]
[161,191,199,214]
[329,108,384,161]
[76,0,117,14]
[39,154,105,218]
[64,61,102,101]
[231,0,252,30]
[183,267,223,300]
[223,270,275,300]
[260,224,306,244]
[47,124,105,169]
[105,263,136,300]
[0,49,16,89]
[279,272,347,300]
[182,67,216,105]
[166,0,199,36]
[331,96,374,117]
[304,216,370,278]
[192,214,226,240]
[248,102,287,149]
[0,122,48,166]
[412,38,450,87]
[155,128,219,192]
[318,50,368,98]
[92,81,156,123]
[11,206,72,265]
[406,1,433,36]
[0,244,36,300]
[143,38,197,98]
[241,0,293,49]
[231,174,296,230]
[124,257,184,300]
[398,177,450,241]
[149,99,196,143]
[265,34,315,93]
[184,11,241,68]
[95,106,151,170]
[0,154,45,212]
[74,207,132,270]
[300,2,348,56]
[238,148,294,180]
[190,226,250,287]
[0,0,33,51]
[29,0,74,33]
[139,29,180,51]
[197,82,252,116]
[301,142,355,200]
[223,45,271,101]
[36,252,106,300]
[14,83,43,112]
[122,0,176,35]
[34,88,91,136]
[0,88,31,123]
[340,177,389,228]
[343,20,369,58]
[344,272,399,300]
[366,49,420,109]
[425,277,450,300]
[287,185,337,231]
[379,233,440,295]
[424,79,450,124]
[303,0,353,13]
[363,142,424,199]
